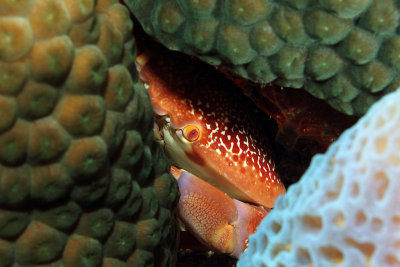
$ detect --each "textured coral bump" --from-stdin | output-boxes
[0,1,179,266]
[238,88,400,266]
[125,0,400,115]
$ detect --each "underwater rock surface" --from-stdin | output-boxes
[0,0,179,266]
[124,0,400,116]
[238,87,400,266]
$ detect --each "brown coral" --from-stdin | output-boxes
[0,0,179,266]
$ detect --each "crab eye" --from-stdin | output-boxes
[183,125,200,142]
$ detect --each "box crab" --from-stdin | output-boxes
[136,47,285,258]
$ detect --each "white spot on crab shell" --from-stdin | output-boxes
[144,83,150,89]
[206,123,211,130]
[219,139,233,153]
[244,137,249,146]
[216,149,222,155]
[211,126,219,135]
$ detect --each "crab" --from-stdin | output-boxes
[136,46,285,258]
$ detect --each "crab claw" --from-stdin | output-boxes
[177,171,269,258]
[231,199,270,258]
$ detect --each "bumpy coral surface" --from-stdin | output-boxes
[0,0,179,266]
[124,0,400,115]
[237,88,400,266]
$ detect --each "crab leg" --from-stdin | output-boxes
[176,171,269,258]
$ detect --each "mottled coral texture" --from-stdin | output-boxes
[124,0,400,115]
[238,88,400,266]
[0,0,179,266]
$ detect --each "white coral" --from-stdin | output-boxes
[238,88,400,267]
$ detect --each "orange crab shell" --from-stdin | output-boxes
[137,51,285,208]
